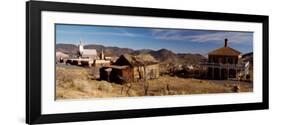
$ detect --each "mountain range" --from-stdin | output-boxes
[56,43,207,65]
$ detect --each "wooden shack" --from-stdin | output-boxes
[204,39,243,80]
[100,54,159,84]
[100,65,131,83]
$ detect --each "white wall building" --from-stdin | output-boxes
[78,41,98,59]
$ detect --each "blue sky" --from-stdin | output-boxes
[56,24,253,55]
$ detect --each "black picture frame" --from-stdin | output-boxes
[26,1,269,124]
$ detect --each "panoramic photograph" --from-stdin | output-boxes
[55,24,254,100]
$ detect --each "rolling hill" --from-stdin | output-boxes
[56,43,207,65]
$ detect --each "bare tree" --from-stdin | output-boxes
[126,84,132,96]
[166,83,170,92]
[143,81,149,96]
[142,65,150,96]
[166,83,170,95]
[120,86,124,95]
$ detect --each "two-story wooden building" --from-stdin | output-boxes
[203,39,244,80]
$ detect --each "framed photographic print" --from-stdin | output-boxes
[26,1,269,124]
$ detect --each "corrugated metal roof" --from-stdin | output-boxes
[107,65,129,69]
[118,54,158,66]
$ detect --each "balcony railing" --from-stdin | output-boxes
[200,62,245,69]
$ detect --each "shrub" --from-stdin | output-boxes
[72,79,92,93]
[97,81,113,92]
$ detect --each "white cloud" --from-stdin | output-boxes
[151,29,253,45]
[57,29,139,37]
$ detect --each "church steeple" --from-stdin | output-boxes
[78,40,84,57]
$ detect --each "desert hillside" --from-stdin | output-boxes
[56,43,207,65]
[56,65,253,100]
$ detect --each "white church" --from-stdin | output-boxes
[78,41,98,59]
[77,41,110,67]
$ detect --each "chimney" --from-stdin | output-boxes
[224,38,228,47]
